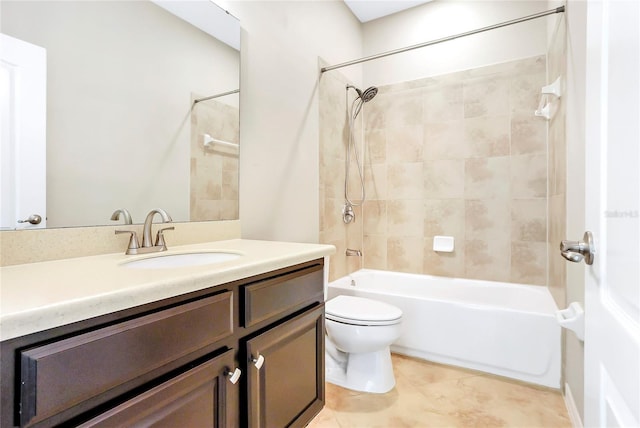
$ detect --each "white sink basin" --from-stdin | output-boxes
[121,251,242,269]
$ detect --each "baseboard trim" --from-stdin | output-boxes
[564,382,583,428]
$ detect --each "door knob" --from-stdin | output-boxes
[17,214,42,225]
[560,231,595,265]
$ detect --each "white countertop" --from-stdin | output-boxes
[0,239,335,341]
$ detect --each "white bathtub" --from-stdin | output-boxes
[328,269,561,388]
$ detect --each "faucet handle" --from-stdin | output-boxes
[115,230,140,254]
[155,226,175,248]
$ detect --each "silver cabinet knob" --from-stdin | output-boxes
[17,214,42,225]
[560,231,595,265]
[226,367,241,384]
[252,354,265,370]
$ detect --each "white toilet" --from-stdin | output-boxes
[324,295,403,393]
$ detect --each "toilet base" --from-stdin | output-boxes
[326,345,396,393]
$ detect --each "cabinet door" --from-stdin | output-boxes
[246,305,325,428]
[79,349,240,428]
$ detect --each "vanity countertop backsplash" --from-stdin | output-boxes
[0,239,335,341]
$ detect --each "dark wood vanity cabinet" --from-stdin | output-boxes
[0,259,325,428]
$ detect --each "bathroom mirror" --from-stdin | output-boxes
[0,0,240,229]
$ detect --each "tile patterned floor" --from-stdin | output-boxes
[308,354,571,428]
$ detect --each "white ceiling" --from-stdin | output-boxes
[344,0,433,23]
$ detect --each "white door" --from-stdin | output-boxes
[0,33,47,229]
[583,1,640,426]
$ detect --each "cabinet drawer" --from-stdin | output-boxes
[242,265,323,328]
[20,291,233,427]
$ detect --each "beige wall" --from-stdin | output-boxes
[228,0,363,243]
[362,1,549,85]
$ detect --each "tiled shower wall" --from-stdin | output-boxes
[547,20,567,306]
[190,99,240,221]
[319,70,363,281]
[320,56,550,285]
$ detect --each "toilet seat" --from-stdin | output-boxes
[326,295,402,326]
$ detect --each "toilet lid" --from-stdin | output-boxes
[325,295,402,325]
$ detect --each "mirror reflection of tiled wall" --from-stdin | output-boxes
[190,99,240,221]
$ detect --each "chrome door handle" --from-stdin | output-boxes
[17,214,42,225]
[560,231,595,265]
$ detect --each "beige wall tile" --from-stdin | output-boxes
[388,162,424,199]
[321,125,347,161]
[365,128,386,164]
[323,158,344,199]
[424,82,464,123]
[364,163,388,200]
[550,111,567,196]
[388,200,424,237]
[388,237,424,273]
[509,71,546,114]
[464,115,510,158]
[510,154,547,198]
[511,114,547,155]
[424,237,465,277]
[386,126,424,162]
[363,235,387,270]
[364,93,388,130]
[464,239,511,282]
[424,159,465,199]
[511,198,547,242]
[548,194,566,303]
[386,125,424,163]
[363,200,387,235]
[424,199,465,237]
[463,76,510,118]
[424,120,466,160]
[511,241,547,285]
[465,199,511,241]
[385,91,423,128]
[547,242,566,305]
[464,157,510,199]
[323,198,345,236]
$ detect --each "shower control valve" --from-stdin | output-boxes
[342,203,355,224]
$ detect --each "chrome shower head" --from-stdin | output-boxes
[359,86,378,102]
[347,85,378,103]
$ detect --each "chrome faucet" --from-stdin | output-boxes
[110,208,133,225]
[115,208,174,255]
[142,208,173,248]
